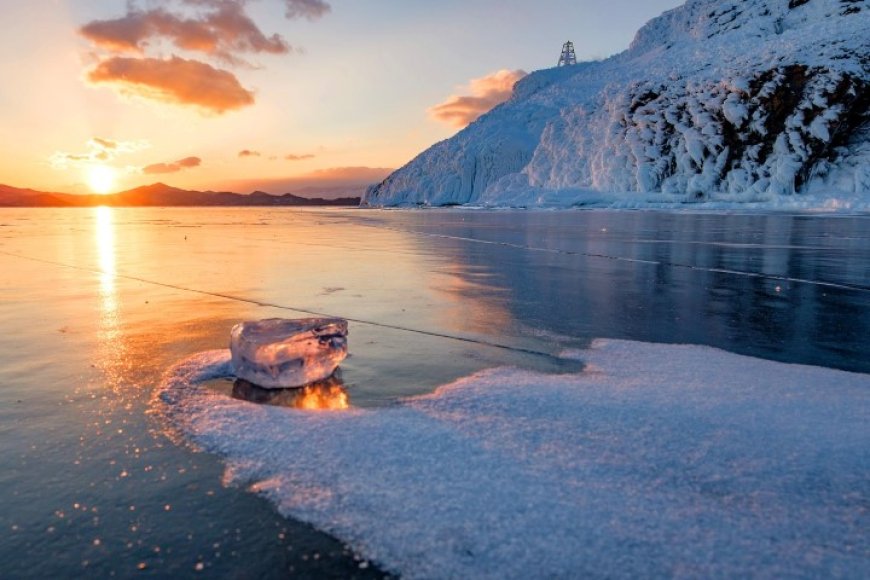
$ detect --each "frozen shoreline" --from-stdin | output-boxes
[367,189,870,213]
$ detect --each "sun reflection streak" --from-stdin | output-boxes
[95,206,116,297]
[93,206,130,393]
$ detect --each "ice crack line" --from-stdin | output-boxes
[357,224,870,293]
[0,250,557,360]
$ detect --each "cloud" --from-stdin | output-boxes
[80,3,291,64]
[90,137,117,150]
[142,156,202,174]
[50,138,149,169]
[428,69,527,128]
[226,166,393,197]
[79,0,332,113]
[283,0,331,20]
[239,150,314,160]
[87,56,255,114]
[179,0,331,20]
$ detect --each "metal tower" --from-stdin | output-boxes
[558,41,577,67]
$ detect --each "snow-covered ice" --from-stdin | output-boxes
[364,0,870,209]
[157,339,870,578]
[230,318,348,389]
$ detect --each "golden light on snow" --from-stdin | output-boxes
[87,165,116,195]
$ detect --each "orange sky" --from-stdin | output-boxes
[0,0,681,195]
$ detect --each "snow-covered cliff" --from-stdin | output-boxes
[363,0,869,208]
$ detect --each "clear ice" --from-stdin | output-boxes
[230,318,348,389]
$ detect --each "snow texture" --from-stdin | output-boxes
[157,340,870,579]
[230,318,347,389]
[363,0,870,208]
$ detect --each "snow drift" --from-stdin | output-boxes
[363,0,870,208]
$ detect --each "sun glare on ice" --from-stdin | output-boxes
[87,165,116,195]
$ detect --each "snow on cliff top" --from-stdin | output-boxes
[364,0,870,209]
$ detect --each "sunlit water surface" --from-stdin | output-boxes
[0,207,868,577]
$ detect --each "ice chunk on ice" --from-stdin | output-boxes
[230,318,348,389]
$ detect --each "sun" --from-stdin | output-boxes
[87,165,116,195]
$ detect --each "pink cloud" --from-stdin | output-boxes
[78,1,332,113]
[80,4,290,64]
[87,56,255,113]
[285,153,315,161]
[239,149,261,158]
[429,69,527,128]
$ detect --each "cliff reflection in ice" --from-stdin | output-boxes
[374,210,870,373]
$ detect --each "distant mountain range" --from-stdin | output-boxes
[0,182,361,207]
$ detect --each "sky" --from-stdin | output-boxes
[0,0,683,195]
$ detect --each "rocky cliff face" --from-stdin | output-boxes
[363,0,869,208]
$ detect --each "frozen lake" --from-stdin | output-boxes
[0,207,868,577]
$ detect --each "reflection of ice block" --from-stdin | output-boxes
[230,318,348,389]
[232,376,349,410]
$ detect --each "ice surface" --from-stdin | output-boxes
[230,318,348,389]
[158,340,870,578]
[363,0,870,208]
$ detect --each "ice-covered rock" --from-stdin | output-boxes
[230,318,348,389]
[363,0,870,208]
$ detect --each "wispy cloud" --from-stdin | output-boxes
[285,153,315,161]
[90,137,118,150]
[428,69,527,128]
[238,149,261,157]
[227,166,393,196]
[282,0,331,20]
[87,56,255,114]
[142,156,202,174]
[50,138,149,169]
[79,0,332,114]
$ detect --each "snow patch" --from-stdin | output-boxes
[156,340,870,578]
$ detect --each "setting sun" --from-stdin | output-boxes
[87,165,116,194]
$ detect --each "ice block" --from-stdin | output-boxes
[230,318,348,389]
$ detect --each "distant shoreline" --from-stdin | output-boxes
[0,200,362,208]
[0,182,361,208]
